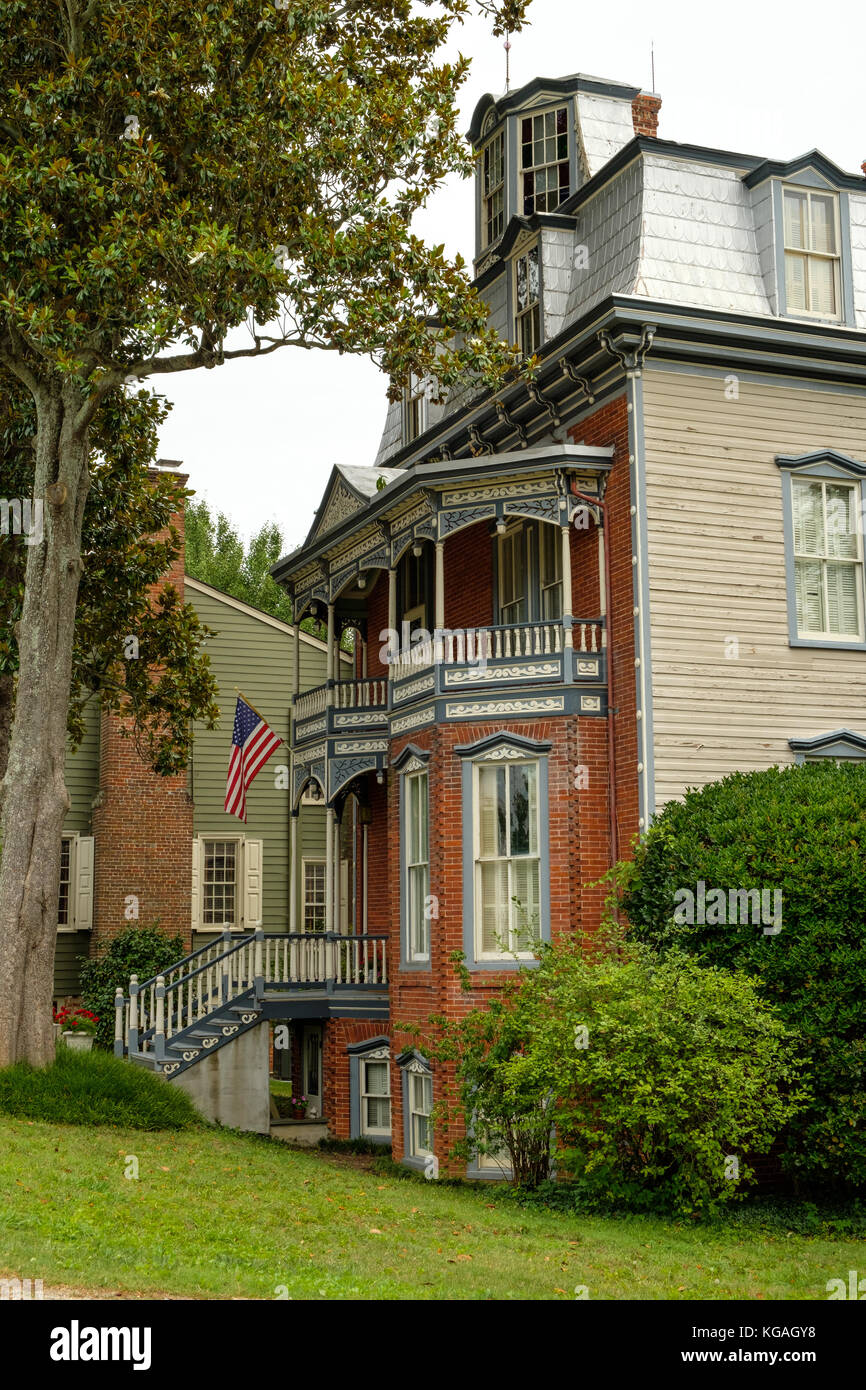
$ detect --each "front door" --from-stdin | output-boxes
[303,1025,323,1119]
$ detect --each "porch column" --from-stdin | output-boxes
[362,822,368,933]
[361,637,368,679]
[326,602,335,705]
[292,613,300,700]
[388,566,397,642]
[289,808,299,933]
[561,522,574,650]
[333,811,342,934]
[325,804,335,932]
[434,539,445,632]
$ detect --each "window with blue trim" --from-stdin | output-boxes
[783,187,841,320]
[792,476,864,640]
[404,768,430,963]
[475,758,541,959]
[777,452,866,650]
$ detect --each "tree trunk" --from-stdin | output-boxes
[0,540,24,798]
[0,383,91,1066]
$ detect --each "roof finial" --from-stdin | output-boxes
[504,30,511,92]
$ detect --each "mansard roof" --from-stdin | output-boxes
[467,72,641,146]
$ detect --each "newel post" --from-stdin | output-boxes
[254,928,265,1002]
[113,988,125,1057]
[154,975,166,1060]
[128,974,139,1053]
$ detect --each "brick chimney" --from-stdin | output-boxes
[91,470,195,950]
[632,92,662,138]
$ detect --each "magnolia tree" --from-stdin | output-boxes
[0,0,531,1063]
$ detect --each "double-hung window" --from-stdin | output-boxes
[409,1070,433,1157]
[361,1057,391,1138]
[783,187,841,319]
[202,839,239,928]
[514,245,540,356]
[403,375,427,444]
[475,759,541,959]
[520,107,569,215]
[303,860,327,932]
[482,130,505,247]
[405,769,430,962]
[792,476,864,641]
[538,522,563,620]
[58,836,73,928]
[498,523,528,624]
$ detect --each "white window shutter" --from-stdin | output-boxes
[243,839,263,928]
[75,836,94,931]
[191,837,203,932]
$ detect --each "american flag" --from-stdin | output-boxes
[224,696,283,822]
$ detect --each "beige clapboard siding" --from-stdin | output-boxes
[643,367,866,807]
[187,583,334,931]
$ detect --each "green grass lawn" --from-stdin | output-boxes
[1,1117,859,1300]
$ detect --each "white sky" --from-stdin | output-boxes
[157,0,866,552]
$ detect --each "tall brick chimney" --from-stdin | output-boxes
[91,470,195,949]
[632,92,662,138]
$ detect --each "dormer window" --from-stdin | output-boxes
[520,107,569,215]
[783,187,841,319]
[403,376,427,444]
[481,129,505,247]
[514,244,540,355]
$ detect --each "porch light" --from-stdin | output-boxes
[357,571,367,589]
[495,517,507,535]
[376,770,384,785]
[412,542,422,557]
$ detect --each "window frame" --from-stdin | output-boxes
[513,242,541,356]
[301,857,327,933]
[348,1038,392,1146]
[396,745,432,971]
[480,127,505,249]
[58,833,74,929]
[402,375,428,445]
[473,757,542,962]
[457,734,552,972]
[397,1050,434,1171]
[777,453,866,651]
[519,104,570,216]
[201,836,242,930]
[781,184,842,322]
[404,768,430,965]
[360,1057,392,1138]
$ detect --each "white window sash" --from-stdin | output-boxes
[473,760,542,960]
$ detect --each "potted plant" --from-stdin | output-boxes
[289,1093,307,1121]
[54,1006,100,1051]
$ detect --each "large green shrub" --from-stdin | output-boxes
[0,1045,199,1129]
[622,762,866,1188]
[79,922,185,1050]
[423,938,804,1213]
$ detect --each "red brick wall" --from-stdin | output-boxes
[91,477,194,949]
[444,520,493,631]
[632,93,662,138]
[570,393,641,857]
[323,399,641,1162]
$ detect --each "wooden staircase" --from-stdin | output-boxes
[114,929,388,1080]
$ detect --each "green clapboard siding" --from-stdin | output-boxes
[187,580,334,933]
[54,931,92,999]
[63,697,100,834]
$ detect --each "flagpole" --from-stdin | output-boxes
[234,688,277,730]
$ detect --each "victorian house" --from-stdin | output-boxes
[117,70,866,1167]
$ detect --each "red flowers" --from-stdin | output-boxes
[53,1006,99,1034]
